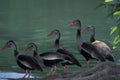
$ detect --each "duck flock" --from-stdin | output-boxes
[1,19,114,78]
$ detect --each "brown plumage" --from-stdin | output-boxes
[1,40,43,78]
[68,20,105,68]
[48,29,81,73]
[81,25,114,61]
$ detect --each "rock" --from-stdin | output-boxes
[18,61,120,80]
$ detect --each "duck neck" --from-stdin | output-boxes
[33,46,38,57]
[90,29,95,43]
[13,44,19,57]
[55,33,60,49]
[33,50,37,57]
[90,35,95,43]
[76,29,83,51]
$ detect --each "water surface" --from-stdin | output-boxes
[0,0,119,79]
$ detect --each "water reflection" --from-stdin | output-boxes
[0,71,34,79]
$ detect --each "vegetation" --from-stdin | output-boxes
[101,0,120,49]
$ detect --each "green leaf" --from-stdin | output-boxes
[110,41,117,49]
[113,35,120,45]
[110,26,118,35]
[111,35,120,49]
[113,11,120,15]
[113,46,117,49]
[105,0,113,3]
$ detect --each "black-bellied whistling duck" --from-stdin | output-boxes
[24,42,66,76]
[81,25,114,61]
[48,29,81,73]
[24,43,44,67]
[1,40,43,78]
[68,20,105,68]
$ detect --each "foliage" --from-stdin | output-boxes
[101,0,120,49]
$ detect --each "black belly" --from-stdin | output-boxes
[80,49,97,61]
[17,60,34,71]
[61,62,73,66]
[43,59,63,67]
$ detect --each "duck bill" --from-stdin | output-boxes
[1,45,7,50]
[68,22,74,27]
[47,33,53,36]
[24,47,30,51]
[81,28,87,32]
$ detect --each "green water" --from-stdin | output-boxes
[0,0,120,79]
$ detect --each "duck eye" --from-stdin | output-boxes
[87,27,89,29]
[7,43,12,47]
[55,32,58,34]
[74,22,78,25]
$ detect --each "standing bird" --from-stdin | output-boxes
[81,25,114,61]
[48,29,81,73]
[1,40,43,78]
[24,43,44,67]
[24,42,66,76]
[68,20,105,68]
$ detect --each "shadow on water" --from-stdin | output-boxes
[0,71,34,80]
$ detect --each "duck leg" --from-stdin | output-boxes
[47,67,54,76]
[86,60,90,69]
[51,66,57,75]
[23,70,28,78]
[27,71,31,78]
[64,65,69,73]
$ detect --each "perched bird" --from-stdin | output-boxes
[48,29,81,73]
[81,25,114,61]
[68,20,105,68]
[1,40,43,78]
